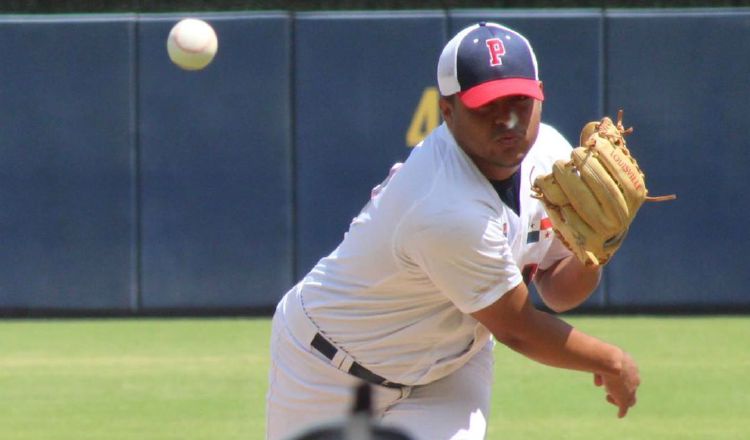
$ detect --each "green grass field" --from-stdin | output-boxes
[0,316,748,439]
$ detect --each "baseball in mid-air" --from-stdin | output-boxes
[166,18,218,70]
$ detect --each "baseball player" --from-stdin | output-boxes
[266,22,640,440]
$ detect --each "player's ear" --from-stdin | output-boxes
[538,81,544,93]
[439,95,454,124]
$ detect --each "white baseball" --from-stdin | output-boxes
[166,18,218,70]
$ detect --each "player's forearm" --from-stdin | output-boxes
[474,284,624,377]
[535,255,601,312]
[497,307,624,377]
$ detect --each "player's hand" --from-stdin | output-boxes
[594,351,640,418]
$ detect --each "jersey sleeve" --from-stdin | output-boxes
[397,212,523,314]
[535,123,576,271]
[538,235,574,270]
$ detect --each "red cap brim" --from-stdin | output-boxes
[459,78,544,108]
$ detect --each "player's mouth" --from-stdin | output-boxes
[492,130,524,147]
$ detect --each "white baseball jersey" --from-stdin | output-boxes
[292,122,573,386]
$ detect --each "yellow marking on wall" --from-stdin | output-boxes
[406,87,440,147]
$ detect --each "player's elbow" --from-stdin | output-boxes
[535,261,601,313]
[539,295,582,314]
[493,330,526,351]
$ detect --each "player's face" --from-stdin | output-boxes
[441,91,542,181]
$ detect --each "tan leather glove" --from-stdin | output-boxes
[533,110,675,265]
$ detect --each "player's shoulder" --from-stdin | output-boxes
[398,198,502,259]
[537,122,574,152]
[528,122,574,163]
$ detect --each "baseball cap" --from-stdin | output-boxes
[437,22,544,108]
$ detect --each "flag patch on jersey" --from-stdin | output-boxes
[527,217,553,243]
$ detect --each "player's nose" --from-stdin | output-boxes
[493,108,517,129]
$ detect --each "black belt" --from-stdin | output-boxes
[311,333,406,389]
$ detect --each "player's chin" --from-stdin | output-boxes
[495,149,529,168]
[490,155,525,170]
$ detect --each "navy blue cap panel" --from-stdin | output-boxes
[456,26,536,90]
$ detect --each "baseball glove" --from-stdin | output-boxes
[532,110,675,266]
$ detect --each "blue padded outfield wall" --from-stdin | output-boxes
[0,9,747,315]
[137,14,292,311]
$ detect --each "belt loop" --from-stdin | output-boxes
[339,354,355,372]
[331,349,347,369]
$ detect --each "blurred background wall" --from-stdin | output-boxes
[0,4,748,315]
